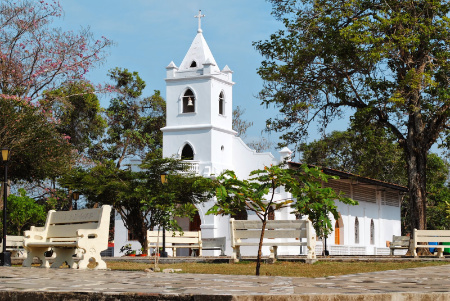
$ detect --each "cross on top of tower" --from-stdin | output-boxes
[195,10,205,33]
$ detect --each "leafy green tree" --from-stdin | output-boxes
[208,164,356,276]
[61,158,215,255]
[43,81,107,153]
[254,0,450,232]
[2,189,47,235]
[92,68,165,166]
[0,97,73,183]
[300,126,406,185]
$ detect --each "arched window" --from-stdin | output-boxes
[183,89,195,113]
[219,91,224,115]
[190,61,197,68]
[181,144,194,160]
[370,219,375,245]
[355,217,359,244]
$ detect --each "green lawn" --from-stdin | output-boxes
[106,260,449,277]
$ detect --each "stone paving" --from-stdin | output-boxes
[0,263,449,300]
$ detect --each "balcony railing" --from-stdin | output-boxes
[180,160,199,174]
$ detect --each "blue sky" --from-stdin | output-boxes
[56,0,350,157]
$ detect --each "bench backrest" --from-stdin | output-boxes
[230,219,314,245]
[6,236,24,247]
[44,205,111,239]
[147,230,201,244]
[414,229,450,243]
[391,235,410,247]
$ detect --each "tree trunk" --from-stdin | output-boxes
[405,137,427,234]
[256,219,267,276]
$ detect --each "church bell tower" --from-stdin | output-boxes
[161,11,236,176]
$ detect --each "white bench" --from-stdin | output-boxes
[389,235,410,255]
[22,205,111,269]
[147,230,202,256]
[0,235,25,257]
[230,219,316,263]
[412,229,450,258]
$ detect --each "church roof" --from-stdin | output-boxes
[288,162,408,192]
[179,31,220,73]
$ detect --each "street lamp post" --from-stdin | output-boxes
[159,173,169,258]
[1,147,10,266]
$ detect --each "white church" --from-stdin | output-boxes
[114,13,407,257]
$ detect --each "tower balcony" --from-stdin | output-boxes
[180,160,200,174]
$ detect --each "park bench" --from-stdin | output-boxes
[229,218,316,263]
[411,229,450,258]
[147,230,202,256]
[0,235,25,257]
[22,205,111,269]
[389,235,410,255]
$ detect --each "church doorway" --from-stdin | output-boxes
[334,215,344,245]
[189,212,201,231]
[335,220,341,245]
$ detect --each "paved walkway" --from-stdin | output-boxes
[0,264,449,300]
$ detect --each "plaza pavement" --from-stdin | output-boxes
[0,259,449,300]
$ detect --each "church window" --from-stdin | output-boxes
[221,145,224,151]
[183,89,195,113]
[181,144,194,160]
[355,217,359,244]
[190,61,197,67]
[370,219,375,245]
[219,91,224,115]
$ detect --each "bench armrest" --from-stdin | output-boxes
[24,226,47,243]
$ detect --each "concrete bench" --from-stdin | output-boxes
[0,235,25,257]
[22,205,111,269]
[201,237,226,256]
[411,229,450,258]
[148,230,202,256]
[389,235,410,255]
[230,219,316,263]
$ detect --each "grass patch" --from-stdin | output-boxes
[106,260,449,277]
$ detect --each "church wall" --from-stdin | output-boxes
[231,136,278,179]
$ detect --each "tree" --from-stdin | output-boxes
[254,0,450,232]
[2,189,47,235]
[60,158,215,255]
[300,125,406,185]
[232,106,273,152]
[43,81,107,154]
[0,0,112,101]
[0,97,73,183]
[208,164,356,276]
[94,68,165,166]
[232,106,253,139]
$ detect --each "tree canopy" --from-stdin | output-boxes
[209,164,356,275]
[255,0,450,232]
[0,0,112,101]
